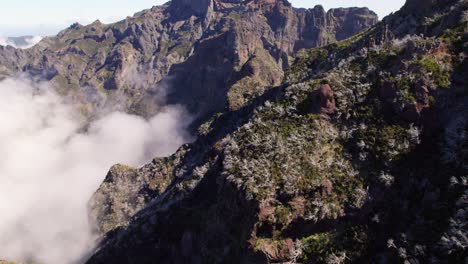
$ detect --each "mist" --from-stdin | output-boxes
[0,77,192,263]
[0,36,43,49]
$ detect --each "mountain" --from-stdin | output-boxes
[86,0,467,263]
[0,0,377,121]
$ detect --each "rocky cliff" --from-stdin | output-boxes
[0,0,377,120]
[86,0,467,263]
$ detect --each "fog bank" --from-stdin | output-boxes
[0,78,191,263]
[0,36,43,49]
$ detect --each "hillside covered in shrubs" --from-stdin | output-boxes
[87,0,467,263]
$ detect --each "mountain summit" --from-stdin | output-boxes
[0,0,377,121]
[170,0,290,14]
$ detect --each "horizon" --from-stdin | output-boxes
[0,0,405,37]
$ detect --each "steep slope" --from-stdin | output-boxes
[0,0,377,120]
[87,0,467,263]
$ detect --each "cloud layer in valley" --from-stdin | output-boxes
[0,77,192,263]
[0,36,43,49]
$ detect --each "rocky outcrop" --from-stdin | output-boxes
[0,0,377,120]
[403,0,448,15]
[88,146,188,235]
[86,0,467,263]
[314,84,336,114]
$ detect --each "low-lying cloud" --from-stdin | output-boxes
[0,36,43,49]
[0,77,192,263]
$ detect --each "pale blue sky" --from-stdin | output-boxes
[0,0,406,36]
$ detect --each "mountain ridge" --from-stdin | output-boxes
[85,0,467,263]
[0,0,377,122]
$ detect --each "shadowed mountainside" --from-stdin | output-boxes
[86,0,467,263]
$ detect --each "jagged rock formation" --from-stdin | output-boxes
[0,0,377,120]
[88,147,189,235]
[86,0,467,263]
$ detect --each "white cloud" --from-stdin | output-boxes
[0,36,43,49]
[0,77,192,264]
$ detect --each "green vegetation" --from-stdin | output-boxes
[418,57,450,89]
[228,12,242,20]
[299,224,371,263]
[367,48,400,68]
[75,39,101,55]
[395,76,416,104]
[355,125,409,162]
[170,43,193,56]
[296,163,322,192]
[287,48,330,83]
[274,205,290,225]
[301,232,334,262]
[441,22,467,51]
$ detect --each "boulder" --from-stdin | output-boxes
[414,84,430,109]
[318,84,336,114]
[321,179,333,197]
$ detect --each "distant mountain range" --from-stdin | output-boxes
[0,0,378,122]
[0,36,42,49]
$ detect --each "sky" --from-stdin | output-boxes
[0,0,406,37]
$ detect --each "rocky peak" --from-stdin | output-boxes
[243,0,291,8]
[169,0,291,17]
[168,0,214,17]
[403,0,458,15]
[0,0,378,121]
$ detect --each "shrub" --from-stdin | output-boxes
[419,57,450,89]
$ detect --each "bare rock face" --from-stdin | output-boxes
[403,0,449,15]
[257,238,296,262]
[88,147,187,235]
[169,0,213,18]
[302,84,336,115]
[0,0,377,120]
[88,165,142,235]
[317,84,336,114]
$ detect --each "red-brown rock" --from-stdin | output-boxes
[321,179,333,196]
[259,238,296,262]
[318,84,336,114]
